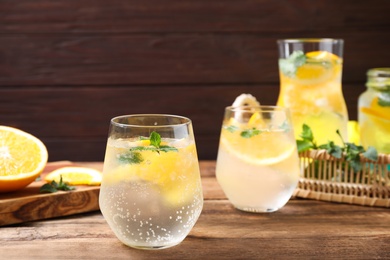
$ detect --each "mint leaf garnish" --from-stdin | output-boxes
[159,145,179,153]
[240,128,261,138]
[118,131,178,164]
[150,131,161,148]
[225,125,238,133]
[279,50,307,77]
[118,151,144,164]
[378,91,390,107]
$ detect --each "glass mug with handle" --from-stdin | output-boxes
[99,114,203,249]
[216,106,300,213]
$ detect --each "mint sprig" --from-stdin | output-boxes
[40,175,75,193]
[118,131,178,164]
[378,91,390,107]
[279,50,307,77]
[297,124,378,172]
[240,128,261,138]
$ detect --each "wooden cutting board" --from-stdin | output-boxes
[0,161,102,226]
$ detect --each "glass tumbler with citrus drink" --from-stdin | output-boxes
[99,114,203,250]
[277,39,348,144]
[216,106,300,213]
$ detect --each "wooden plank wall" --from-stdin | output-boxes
[1,0,390,161]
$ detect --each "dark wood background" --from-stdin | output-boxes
[1,0,390,161]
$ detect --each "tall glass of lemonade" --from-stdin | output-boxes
[216,106,300,213]
[99,114,203,250]
[277,39,348,144]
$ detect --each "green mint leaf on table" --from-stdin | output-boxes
[279,50,307,77]
[39,182,58,193]
[57,175,75,191]
[118,131,178,164]
[240,128,261,138]
[39,175,75,193]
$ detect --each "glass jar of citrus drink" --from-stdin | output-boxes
[358,68,390,154]
[277,39,349,144]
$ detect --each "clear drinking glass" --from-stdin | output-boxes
[99,114,203,250]
[277,38,349,145]
[216,106,300,213]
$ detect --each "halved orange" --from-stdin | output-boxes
[45,167,102,186]
[0,126,48,193]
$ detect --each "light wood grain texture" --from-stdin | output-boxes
[0,161,389,259]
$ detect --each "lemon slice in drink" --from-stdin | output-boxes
[106,142,199,205]
[221,130,297,166]
[360,97,390,132]
[295,51,341,86]
[248,112,263,126]
[295,51,341,85]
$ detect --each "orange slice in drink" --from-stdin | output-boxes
[221,130,296,166]
[294,51,341,86]
[105,141,199,205]
[360,97,390,132]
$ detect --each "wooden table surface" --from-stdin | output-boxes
[1,161,389,259]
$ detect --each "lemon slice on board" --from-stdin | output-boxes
[45,167,102,186]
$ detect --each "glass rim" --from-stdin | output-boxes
[225,105,290,113]
[110,114,192,128]
[277,38,344,44]
[367,67,390,77]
